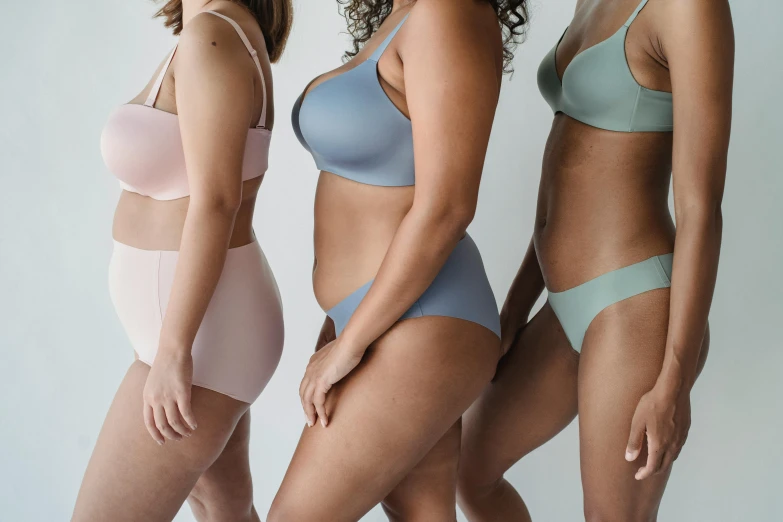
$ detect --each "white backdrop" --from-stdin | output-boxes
[1,0,780,520]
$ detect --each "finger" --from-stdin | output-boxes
[657,449,676,476]
[625,411,646,462]
[143,403,164,445]
[313,383,329,428]
[177,393,198,431]
[636,438,664,480]
[164,400,192,438]
[154,403,181,441]
[301,379,317,427]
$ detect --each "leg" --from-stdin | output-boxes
[458,303,579,522]
[381,420,462,522]
[578,289,709,522]
[268,317,499,522]
[72,361,249,522]
[187,411,260,522]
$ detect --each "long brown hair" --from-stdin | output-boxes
[155,0,293,62]
[337,0,529,73]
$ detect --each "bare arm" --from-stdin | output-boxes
[299,0,502,427]
[338,1,501,353]
[141,15,259,443]
[498,237,545,354]
[626,0,733,479]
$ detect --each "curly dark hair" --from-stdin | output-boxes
[337,0,529,73]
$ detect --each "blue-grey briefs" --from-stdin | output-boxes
[326,234,501,338]
[548,253,674,352]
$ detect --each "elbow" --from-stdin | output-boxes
[676,197,723,232]
[416,199,476,243]
[190,190,243,217]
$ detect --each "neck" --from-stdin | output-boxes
[182,0,215,26]
[392,0,415,13]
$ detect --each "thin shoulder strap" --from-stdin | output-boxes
[624,0,650,27]
[203,10,269,128]
[144,47,177,107]
[369,13,411,62]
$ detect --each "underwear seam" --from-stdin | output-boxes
[652,256,671,287]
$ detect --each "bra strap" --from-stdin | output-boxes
[144,47,177,107]
[203,10,269,128]
[624,0,650,27]
[369,13,411,62]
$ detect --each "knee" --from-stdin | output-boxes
[583,501,657,522]
[456,459,503,509]
[381,497,456,522]
[188,473,254,522]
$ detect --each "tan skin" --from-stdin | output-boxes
[72,1,275,521]
[268,0,505,520]
[458,0,733,520]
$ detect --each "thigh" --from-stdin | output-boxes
[460,302,579,485]
[382,420,462,522]
[187,411,256,521]
[269,317,499,522]
[578,288,673,519]
[72,361,249,522]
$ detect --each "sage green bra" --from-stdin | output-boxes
[537,0,673,132]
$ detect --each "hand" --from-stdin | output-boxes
[315,316,336,353]
[142,349,198,444]
[625,384,691,480]
[299,338,363,428]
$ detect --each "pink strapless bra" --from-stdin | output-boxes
[100,11,271,201]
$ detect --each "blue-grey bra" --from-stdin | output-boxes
[537,0,673,132]
[292,15,414,186]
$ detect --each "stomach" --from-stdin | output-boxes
[111,177,264,251]
[534,115,676,291]
[312,172,414,311]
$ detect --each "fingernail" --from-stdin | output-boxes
[190,423,197,430]
[321,418,327,428]
[157,441,164,446]
[625,450,634,461]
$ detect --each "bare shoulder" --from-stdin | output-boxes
[403,0,501,54]
[654,0,734,39]
[176,12,250,69]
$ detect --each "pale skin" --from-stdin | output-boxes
[269,0,505,520]
[458,0,733,520]
[72,1,274,521]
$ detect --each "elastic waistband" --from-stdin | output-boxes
[112,239,260,255]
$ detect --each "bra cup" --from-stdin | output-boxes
[102,107,187,198]
[297,63,415,186]
[536,26,673,133]
[537,46,562,113]
[561,32,640,132]
[102,105,270,200]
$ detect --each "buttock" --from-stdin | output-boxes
[547,253,673,353]
[326,234,500,339]
[108,240,284,403]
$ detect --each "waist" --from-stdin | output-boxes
[313,171,414,310]
[112,187,259,250]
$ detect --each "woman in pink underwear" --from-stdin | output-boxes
[72,1,291,521]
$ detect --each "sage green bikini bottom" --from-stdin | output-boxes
[548,254,674,352]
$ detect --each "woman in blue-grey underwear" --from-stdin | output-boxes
[458,0,733,520]
[267,1,528,520]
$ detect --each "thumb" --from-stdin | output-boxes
[625,406,646,461]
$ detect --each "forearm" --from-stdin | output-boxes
[500,237,545,332]
[659,206,722,393]
[338,206,468,353]
[158,202,238,353]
